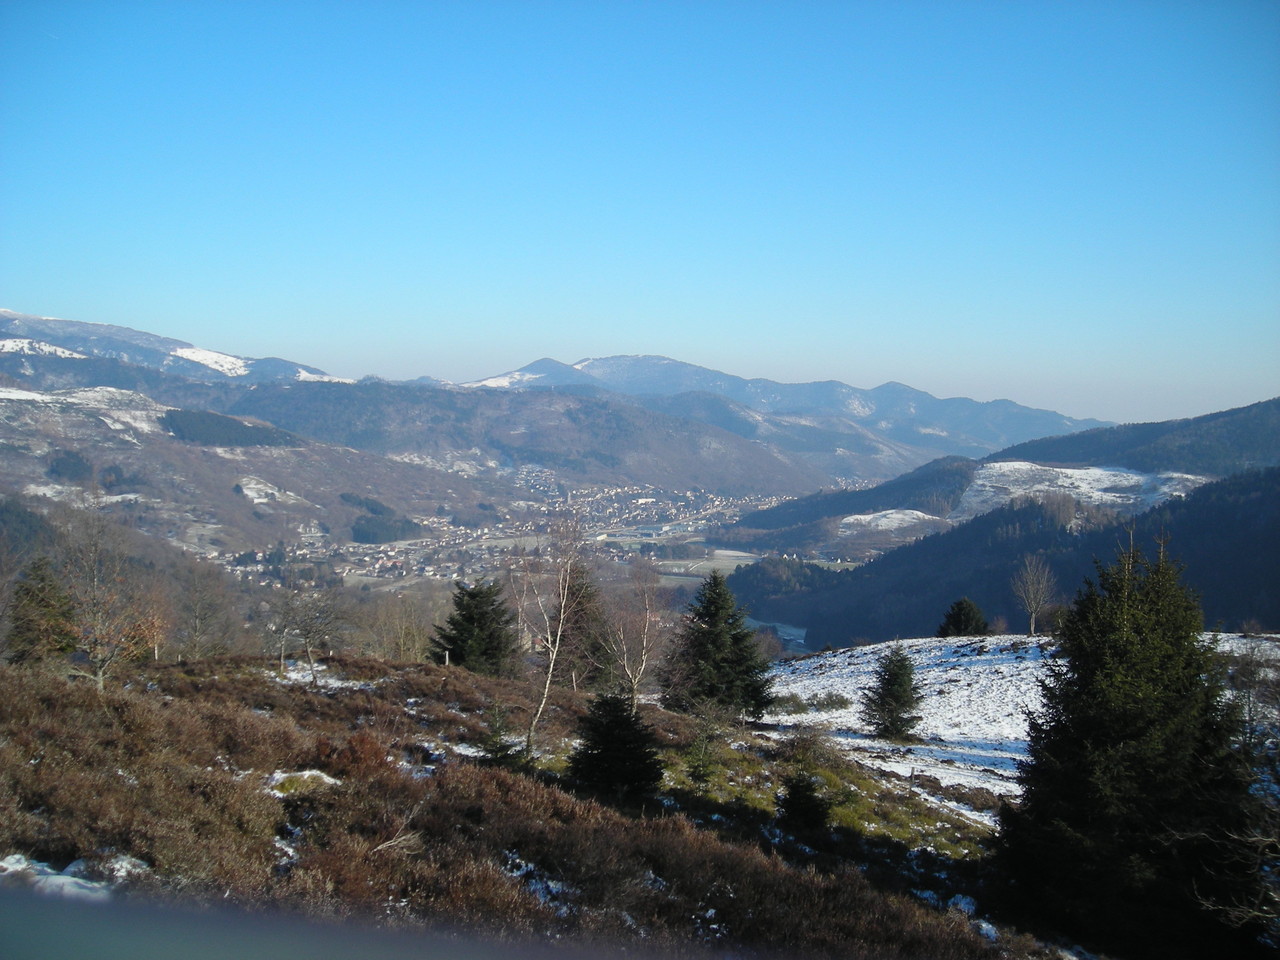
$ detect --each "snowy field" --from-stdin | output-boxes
[766,632,1279,826]
[766,635,1048,820]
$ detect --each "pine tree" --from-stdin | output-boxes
[566,693,664,798]
[4,557,77,664]
[433,580,519,676]
[998,546,1262,954]
[859,642,922,740]
[777,771,832,833]
[659,571,772,718]
[936,596,988,637]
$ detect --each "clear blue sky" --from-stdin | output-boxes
[2,1,1276,423]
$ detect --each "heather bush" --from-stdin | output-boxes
[0,654,1017,959]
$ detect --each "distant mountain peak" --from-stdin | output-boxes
[468,353,1110,457]
[0,308,335,384]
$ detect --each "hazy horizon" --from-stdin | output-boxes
[2,2,1276,424]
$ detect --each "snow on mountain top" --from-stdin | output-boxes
[462,370,546,389]
[295,369,354,383]
[951,460,1209,521]
[0,386,57,402]
[0,337,87,359]
[172,346,250,377]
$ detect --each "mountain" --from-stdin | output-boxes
[0,309,1116,494]
[467,354,1111,458]
[0,309,340,384]
[728,467,1280,646]
[724,397,1280,559]
[0,383,510,554]
[221,380,830,496]
[989,396,1280,477]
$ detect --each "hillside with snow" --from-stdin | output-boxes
[764,632,1275,825]
[766,636,1047,818]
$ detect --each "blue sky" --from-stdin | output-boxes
[1,1,1276,423]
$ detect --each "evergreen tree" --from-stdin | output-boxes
[936,596,988,637]
[659,571,772,718]
[566,693,664,798]
[433,580,519,676]
[998,546,1262,955]
[4,557,77,664]
[859,642,922,740]
[776,771,832,833]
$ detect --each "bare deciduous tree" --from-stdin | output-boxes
[268,588,347,684]
[57,507,170,689]
[172,558,244,660]
[506,516,594,754]
[593,559,670,714]
[1012,553,1057,636]
[360,590,437,662]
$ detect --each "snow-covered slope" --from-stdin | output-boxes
[766,632,1272,823]
[767,636,1047,813]
[951,461,1209,520]
[0,338,87,359]
[0,309,334,383]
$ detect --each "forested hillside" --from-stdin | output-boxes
[729,468,1280,647]
[732,399,1280,552]
[990,397,1280,476]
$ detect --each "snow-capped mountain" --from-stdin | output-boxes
[0,309,347,384]
[465,354,1109,455]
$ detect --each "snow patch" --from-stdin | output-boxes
[265,769,341,797]
[0,386,57,402]
[295,369,354,383]
[839,509,945,533]
[172,346,250,377]
[951,461,1209,520]
[767,635,1049,802]
[237,476,315,507]
[462,371,545,388]
[0,337,86,359]
[0,853,148,902]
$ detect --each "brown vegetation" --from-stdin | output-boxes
[0,655,1013,959]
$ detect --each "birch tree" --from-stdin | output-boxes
[506,517,593,754]
[1011,553,1057,636]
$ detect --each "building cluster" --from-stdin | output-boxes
[215,485,777,589]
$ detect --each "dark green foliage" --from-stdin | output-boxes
[350,513,421,543]
[566,693,664,798]
[660,572,773,718]
[727,469,1280,645]
[937,597,988,637]
[993,396,1280,477]
[433,580,519,677]
[4,557,78,664]
[0,496,58,558]
[477,704,526,769]
[777,771,832,833]
[998,547,1263,954]
[338,492,394,516]
[46,448,93,482]
[160,409,299,447]
[859,643,923,740]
